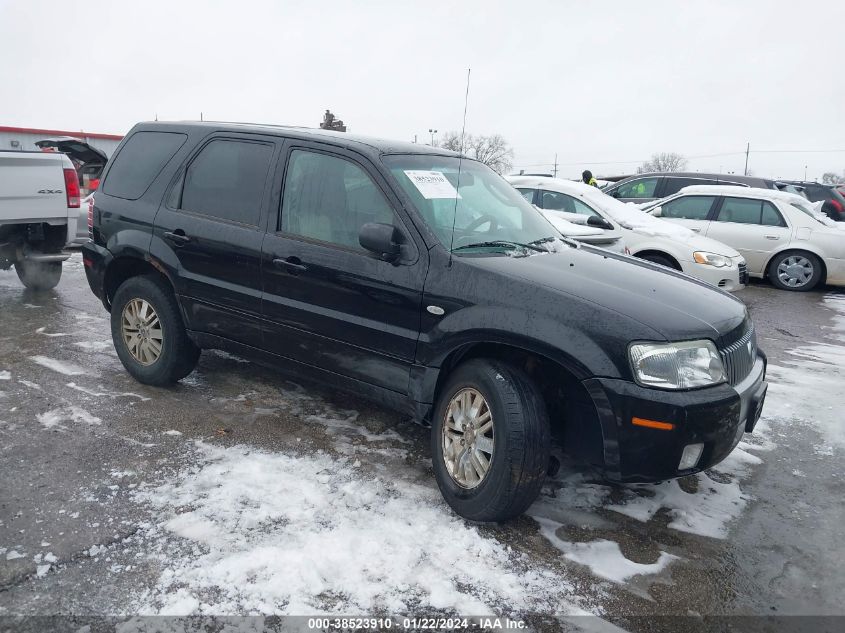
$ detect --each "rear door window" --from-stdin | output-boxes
[178,139,274,226]
[660,195,716,220]
[102,131,187,200]
[539,190,575,212]
[661,177,707,196]
[716,197,786,226]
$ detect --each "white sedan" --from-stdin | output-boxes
[645,185,845,291]
[508,177,747,291]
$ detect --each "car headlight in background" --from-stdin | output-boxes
[629,340,726,389]
[693,251,730,267]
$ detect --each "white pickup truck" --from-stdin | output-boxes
[0,150,84,290]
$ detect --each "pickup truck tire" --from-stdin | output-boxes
[431,359,550,522]
[767,250,822,291]
[14,261,62,291]
[111,275,200,385]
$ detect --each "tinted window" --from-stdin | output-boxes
[614,177,659,198]
[516,188,536,203]
[761,201,786,226]
[661,177,707,196]
[539,190,599,218]
[716,197,786,227]
[102,131,187,200]
[539,190,575,212]
[179,140,273,226]
[660,195,716,220]
[280,150,394,249]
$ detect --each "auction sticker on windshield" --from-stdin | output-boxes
[403,170,461,199]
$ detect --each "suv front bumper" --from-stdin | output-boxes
[583,353,767,482]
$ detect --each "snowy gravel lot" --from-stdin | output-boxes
[1,253,843,630]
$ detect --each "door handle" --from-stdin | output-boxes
[764,235,780,240]
[691,228,701,232]
[273,256,308,274]
[163,231,191,245]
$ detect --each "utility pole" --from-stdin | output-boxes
[804,165,808,181]
[429,128,438,146]
[553,153,558,178]
[743,142,750,175]
[413,134,417,144]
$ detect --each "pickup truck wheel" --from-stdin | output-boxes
[111,275,200,385]
[768,251,822,291]
[14,261,62,290]
[431,359,550,522]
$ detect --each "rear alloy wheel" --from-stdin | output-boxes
[768,251,822,291]
[431,359,550,522]
[14,260,62,290]
[111,275,200,385]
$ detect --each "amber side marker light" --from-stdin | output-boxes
[632,417,675,431]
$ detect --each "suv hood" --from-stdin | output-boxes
[35,137,108,166]
[466,246,746,343]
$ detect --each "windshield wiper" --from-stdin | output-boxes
[452,240,547,253]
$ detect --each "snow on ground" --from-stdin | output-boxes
[132,441,575,616]
[28,355,87,376]
[37,406,101,431]
[0,370,10,380]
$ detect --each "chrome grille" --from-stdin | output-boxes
[738,262,749,285]
[720,325,756,385]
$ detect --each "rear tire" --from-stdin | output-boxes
[768,251,822,291]
[431,359,550,522]
[111,275,200,385]
[15,260,62,290]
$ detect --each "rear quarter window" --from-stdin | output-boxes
[102,131,188,200]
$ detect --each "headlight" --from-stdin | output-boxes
[629,340,726,390]
[693,251,730,267]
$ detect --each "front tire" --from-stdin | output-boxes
[111,275,200,385]
[431,359,550,522]
[15,260,62,290]
[767,251,822,291]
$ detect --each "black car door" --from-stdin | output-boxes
[151,134,279,348]
[261,143,427,395]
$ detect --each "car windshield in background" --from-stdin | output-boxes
[383,155,558,253]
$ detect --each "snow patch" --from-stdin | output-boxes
[35,327,70,337]
[29,356,87,376]
[0,371,9,380]
[163,430,183,436]
[134,442,577,616]
[37,407,101,431]
[74,341,114,352]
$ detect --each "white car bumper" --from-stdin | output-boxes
[680,258,746,291]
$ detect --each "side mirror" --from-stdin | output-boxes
[651,206,663,217]
[359,222,402,262]
[587,216,614,230]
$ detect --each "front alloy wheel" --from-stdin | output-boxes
[442,388,495,488]
[121,298,163,365]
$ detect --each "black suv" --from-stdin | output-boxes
[82,122,767,522]
[604,171,790,203]
[783,181,845,221]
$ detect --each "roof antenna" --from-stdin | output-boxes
[448,68,471,267]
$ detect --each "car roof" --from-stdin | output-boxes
[677,184,808,204]
[612,171,772,186]
[133,120,461,159]
[507,175,598,196]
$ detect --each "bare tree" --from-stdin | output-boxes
[822,171,845,185]
[637,152,688,174]
[438,132,514,174]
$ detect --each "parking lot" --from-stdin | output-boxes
[0,253,843,629]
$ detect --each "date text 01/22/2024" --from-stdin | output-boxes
[306,617,527,630]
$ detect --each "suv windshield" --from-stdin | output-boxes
[383,155,558,253]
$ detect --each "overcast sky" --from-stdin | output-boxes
[1,0,843,180]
